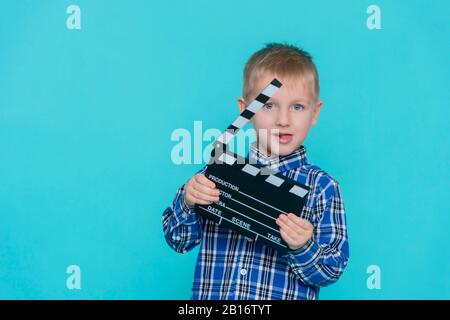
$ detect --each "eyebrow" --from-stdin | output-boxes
[266,98,309,105]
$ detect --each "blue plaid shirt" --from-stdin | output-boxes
[162,143,349,300]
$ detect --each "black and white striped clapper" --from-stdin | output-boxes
[195,79,310,253]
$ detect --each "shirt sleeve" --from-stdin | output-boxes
[162,165,208,253]
[284,180,350,287]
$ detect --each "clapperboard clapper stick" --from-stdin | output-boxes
[195,79,310,253]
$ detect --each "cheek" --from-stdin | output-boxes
[292,114,313,135]
[252,114,272,130]
[252,116,273,145]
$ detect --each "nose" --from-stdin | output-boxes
[276,107,290,127]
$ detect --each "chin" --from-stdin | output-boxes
[278,148,296,156]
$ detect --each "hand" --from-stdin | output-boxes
[184,173,220,207]
[276,213,313,251]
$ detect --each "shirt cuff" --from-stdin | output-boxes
[180,193,194,215]
[171,186,197,225]
[284,239,322,268]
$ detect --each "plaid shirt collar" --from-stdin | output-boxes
[248,141,308,173]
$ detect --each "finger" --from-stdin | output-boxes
[195,174,216,189]
[279,228,296,245]
[276,216,296,234]
[190,188,219,203]
[278,221,302,240]
[277,217,308,244]
[278,214,301,232]
[192,182,220,198]
[287,213,311,230]
[194,198,217,205]
[187,190,216,205]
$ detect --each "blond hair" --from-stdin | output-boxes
[243,43,320,102]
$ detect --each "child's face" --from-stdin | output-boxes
[238,73,323,157]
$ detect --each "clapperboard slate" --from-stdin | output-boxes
[195,79,310,252]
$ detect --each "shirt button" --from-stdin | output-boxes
[240,269,247,276]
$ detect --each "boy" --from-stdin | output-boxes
[162,43,349,300]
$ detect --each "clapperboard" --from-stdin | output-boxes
[195,79,310,252]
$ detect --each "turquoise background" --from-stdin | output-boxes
[0,0,449,299]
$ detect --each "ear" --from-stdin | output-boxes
[237,97,247,113]
[311,100,323,126]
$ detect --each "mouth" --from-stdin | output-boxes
[273,132,293,144]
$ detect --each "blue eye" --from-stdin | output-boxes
[292,104,305,111]
[263,103,274,110]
